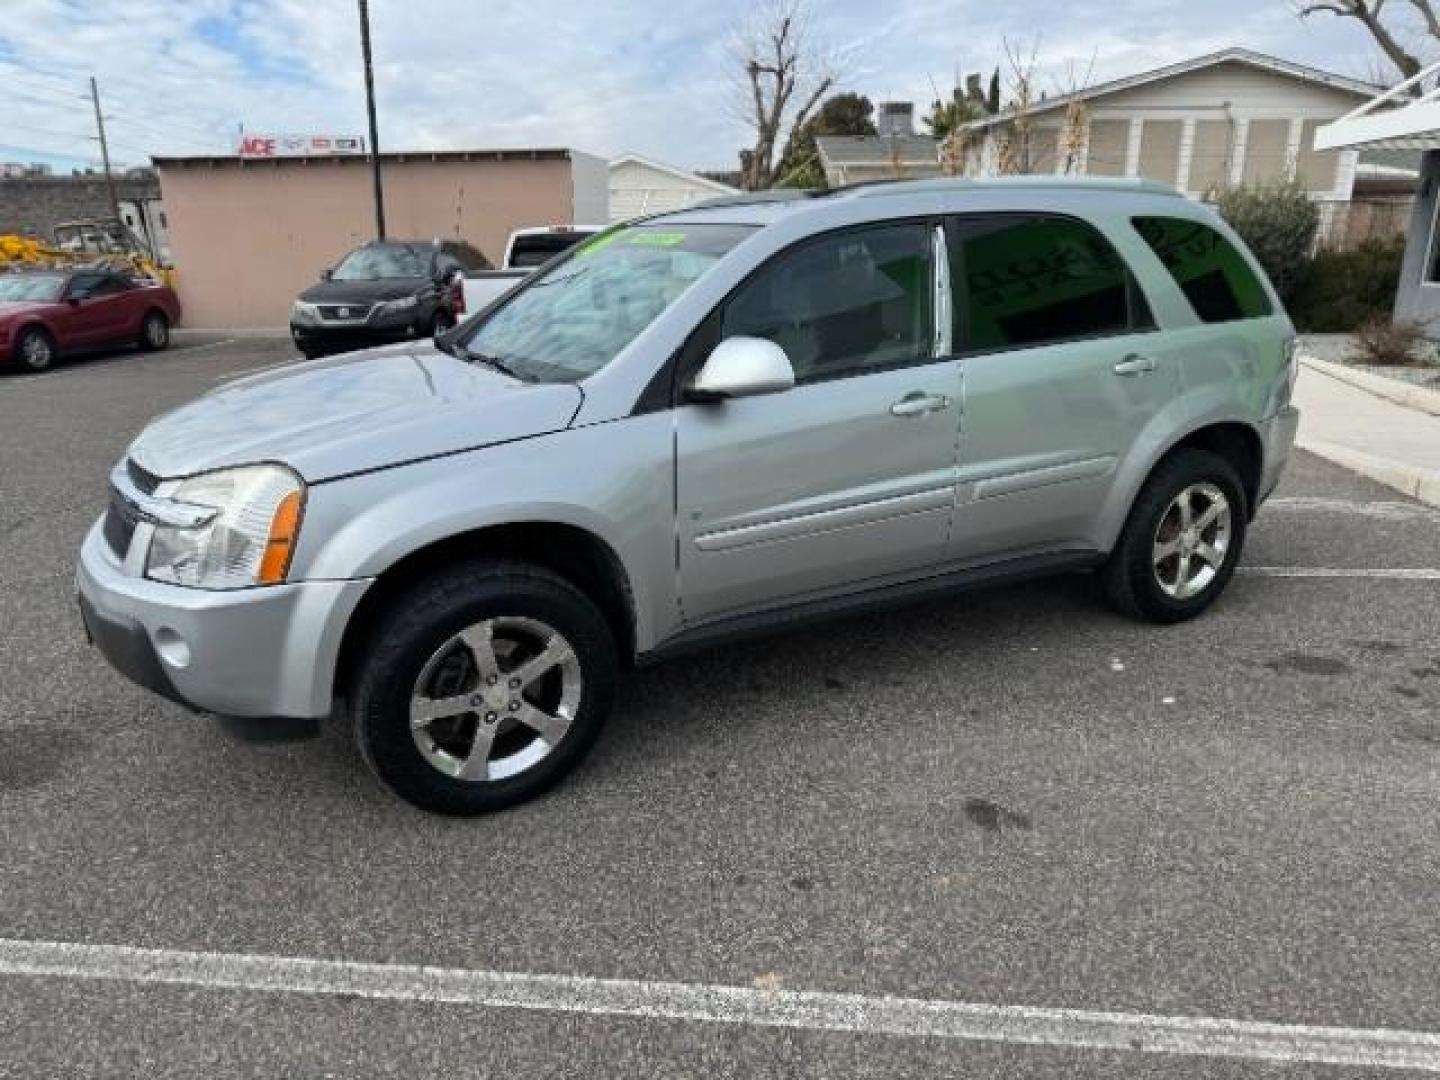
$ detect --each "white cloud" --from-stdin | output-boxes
[0,0,1404,173]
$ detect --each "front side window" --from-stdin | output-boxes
[66,272,106,299]
[460,223,754,382]
[90,274,132,297]
[1133,216,1272,322]
[722,223,933,383]
[332,243,426,281]
[951,215,1147,350]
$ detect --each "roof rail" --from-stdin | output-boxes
[851,175,1184,199]
[689,189,817,209]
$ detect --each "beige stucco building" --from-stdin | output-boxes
[153,148,606,328]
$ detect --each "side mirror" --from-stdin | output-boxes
[688,336,795,402]
[66,294,84,306]
[320,267,333,281]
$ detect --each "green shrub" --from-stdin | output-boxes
[1209,181,1320,301]
[1288,236,1405,333]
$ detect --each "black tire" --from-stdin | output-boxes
[139,310,170,351]
[352,560,617,815]
[14,326,56,372]
[1100,448,1248,623]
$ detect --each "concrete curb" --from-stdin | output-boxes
[1300,355,1440,417]
[1296,435,1440,508]
[173,328,289,340]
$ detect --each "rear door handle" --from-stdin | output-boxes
[1113,354,1156,377]
[890,392,951,417]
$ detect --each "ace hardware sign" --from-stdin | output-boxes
[237,133,367,158]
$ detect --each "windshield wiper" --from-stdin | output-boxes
[458,346,528,381]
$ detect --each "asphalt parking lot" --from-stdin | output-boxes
[1,337,1438,1077]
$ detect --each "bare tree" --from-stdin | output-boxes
[731,0,844,190]
[1294,0,1429,80]
[1056,52,1098,175]
[995,37,1040,176]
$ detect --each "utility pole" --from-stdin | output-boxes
[357,0,386,239]
[88,76,121,224]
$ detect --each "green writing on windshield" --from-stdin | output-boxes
[575,228,688,258]
[623,231,687,247]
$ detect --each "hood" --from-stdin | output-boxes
[127,342,583,482]
[298,278,428,304]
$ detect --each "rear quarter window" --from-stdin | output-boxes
[1133,216,1272,323]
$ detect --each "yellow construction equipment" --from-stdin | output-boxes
[0,219,174,286]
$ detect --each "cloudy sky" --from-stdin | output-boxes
[0,0,1415,174]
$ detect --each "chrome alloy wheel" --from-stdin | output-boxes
[409,617,582,782]
[144,314,168,347]
[20,332,53,369]
[1152,482,1232,600]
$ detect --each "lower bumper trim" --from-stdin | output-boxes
[77,592,193,711]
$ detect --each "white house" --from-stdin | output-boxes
[962,48,1382,207]
[608,153,738,222]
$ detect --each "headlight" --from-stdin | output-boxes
[146,465,305,589]
[376,295,419,315]
[291,300,317,325]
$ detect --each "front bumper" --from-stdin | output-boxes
[1257,404,1300,507]
[290,310,427,354]
[76,518,371,718]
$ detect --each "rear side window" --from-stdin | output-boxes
[949,215,1151,352]
[1132,217,1272,322]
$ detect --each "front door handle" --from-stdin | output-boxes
[1113,354,1156,377]
[890,392,951,417]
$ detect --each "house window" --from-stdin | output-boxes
[1087,119,1130,176]
[1242,119,1291,185]
[1189,119,1234,192]
[1026,127,1060,173]
[1296,119,1341,193]
[1138,120,1183,186]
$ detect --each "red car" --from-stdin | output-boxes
[0,269,181,373]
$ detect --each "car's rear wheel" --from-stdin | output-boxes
[352,560,617,815]
[139,310,170,351]
[15,326,56,372]
[1100,448,1247,623]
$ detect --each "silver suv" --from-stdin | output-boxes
[78,178,1300,814]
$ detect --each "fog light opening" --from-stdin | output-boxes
[154,627,192,669]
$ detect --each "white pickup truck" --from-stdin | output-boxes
[460,226,600,315]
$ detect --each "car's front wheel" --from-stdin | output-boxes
[1100,448,1247,623]
[15,326,56,372]
[352,560,617,815]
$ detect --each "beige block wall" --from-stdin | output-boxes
[157,156,574,328]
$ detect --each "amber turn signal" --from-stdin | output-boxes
[258,489,304,584]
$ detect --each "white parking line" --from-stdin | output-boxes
[1241,566,1440,580]
[1264,496,1439,520]
[2,937,1440,1071]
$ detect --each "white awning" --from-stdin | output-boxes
[1316,62,1440,152]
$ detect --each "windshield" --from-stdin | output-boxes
[461,223,754,381]
[332,244,426,281]
[0,274,65,302]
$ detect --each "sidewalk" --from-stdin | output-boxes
[1293,359,1440,506]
